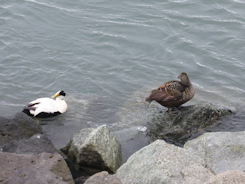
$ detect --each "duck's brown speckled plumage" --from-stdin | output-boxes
[146,72,195,109]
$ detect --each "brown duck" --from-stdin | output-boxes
[146,72,195,111]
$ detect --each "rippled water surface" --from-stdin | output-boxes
[1,0,245,160]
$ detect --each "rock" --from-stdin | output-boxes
[0,112,42,148]
[2,134,57,154]
[61,125,122,176]
[147,104,232,146]
[205,170,245,184]
[116,140,214,184]
[184,131,245,174]
[0,152,74,184]
[83,171,122,184]
[0,112,57,154]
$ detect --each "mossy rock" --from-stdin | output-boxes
[147,104,233,146]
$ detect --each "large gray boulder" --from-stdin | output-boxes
[184,131,245,174]
[0,152,74,184]
[116,140,214,184]
[62,125,122,175]
[205,170,245,184]
[147,104,232,146]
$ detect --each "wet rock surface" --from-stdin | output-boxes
[184,131,245,174]
[116,140,214,184]
[147,104,233,146]
[0,152,74,184]
[0,113,72,183]
[0,113,42,148]
[61,125,122,177]
[2,133,57,154]
[0,112,57,153]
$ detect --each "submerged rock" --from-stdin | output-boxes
[184,131,245,174]
[0,112,42,148]
[116,140,214,184]
[147,104,232,146]
[61,125,122,176]
[0,152,74,184]
[83,171,122,184]
[205,170,245,184]
[2,134,57,154]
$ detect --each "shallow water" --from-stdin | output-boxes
[1,0,245,161]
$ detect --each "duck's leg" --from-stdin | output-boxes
[167,108,175,114]
[33,117,40,125]
[167,107,181,115]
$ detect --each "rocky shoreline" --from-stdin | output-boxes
[1,104,245,184]
[0,113,73,184]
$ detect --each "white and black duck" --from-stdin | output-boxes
[23,90,67,118]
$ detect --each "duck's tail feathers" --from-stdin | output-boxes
[145,96,153,103]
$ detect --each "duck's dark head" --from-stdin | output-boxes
[178,72,191,87]
[59,90,66,96]
[52,90,66,99]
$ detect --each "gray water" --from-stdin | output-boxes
[1,0,245,161]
